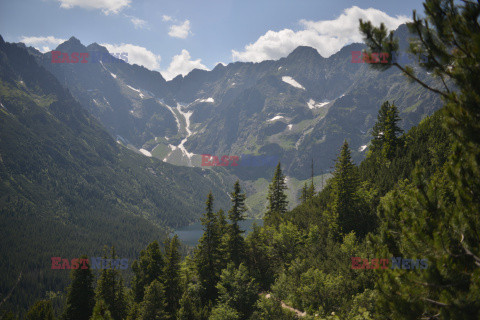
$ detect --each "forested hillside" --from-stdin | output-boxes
[0,35,233,315]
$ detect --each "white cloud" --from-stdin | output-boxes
[162,15,173,22]
[101,43,161,70]
[57,0,130,14]
[232,6,410,62]
[168,20,191,39]
[162,49,208,81]
[126,15,147,29]
[19,36,66,53]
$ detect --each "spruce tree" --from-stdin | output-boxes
[195,191,222,304]
[299,182,309,203]
[138,280,168,320]
[331,140,360,235]
[307,159,315,199]
[62,255,95,320]
[370,101,403,160]
[94,247,127,320]
[265,162,288,226]
[227,180,247,266]
[370,101,391,152]
[163,235,182,318]
[360,0,480,317]
[216,209,230,271]
[131,241,165,303]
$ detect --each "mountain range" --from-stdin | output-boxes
[25,24,442,184]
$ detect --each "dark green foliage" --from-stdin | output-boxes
[89,300,113,320]
[250,296,298,320]
[177,284,208,320]
[330,140,361,236]
[131,241,165,303]
[138,280,168,320]
[215,263,259,320]
[61,255,95,320]
[195,192,223,304]
[264,162,288,226]
[245,224,276,291]
[0,36,232,315]
[227,181,247,267]
[370,101,403,160]
[299,182,309,204]
[94,247,127,320]
[24,301,54,320]
[163,235,181,318]
[360,0,480,317]
[208,304,240,320]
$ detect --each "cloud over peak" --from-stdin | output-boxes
[162,49,208,80]
[101,43,161,70]
[232,6,410,62]
[20,36,67,53]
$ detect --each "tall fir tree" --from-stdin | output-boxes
[216,209,229,271]
[62,255,95,320]
[139,280,168,320]
[195,192,222,304]
[299,182,309,203]
[330,140,360,236]
[370,101,391,152]
[163,235,182,318]
[307,159,315,199]
[227,180,247,266]
[370,101,403,160]
[265,162,288,227]
[131,241,165,303]
[94,247,127,320]
[360,0,480,317]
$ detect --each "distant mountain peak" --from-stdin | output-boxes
[286,46,322,60]
[86,42,110,54]
[55,36,86,52]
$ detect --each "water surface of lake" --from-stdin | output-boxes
[173,219,263,247]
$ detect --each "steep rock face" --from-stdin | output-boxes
[27,24,442,179]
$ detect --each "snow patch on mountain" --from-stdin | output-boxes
[307,99,329,109]
[139,149,152,157]
[176,103,195,163]
[359,145,368,152]
[196,97,214,103]
[282,76,305,90]
[287,124,293,130]
[267,115,285,122]
[127,85,144,98]
[110,72,117,79]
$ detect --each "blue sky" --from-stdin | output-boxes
[0,0,426,80]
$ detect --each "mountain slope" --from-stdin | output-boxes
[28,24,443,182]
[0,35,233,313]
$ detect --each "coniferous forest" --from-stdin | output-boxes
[2,0,480,319]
